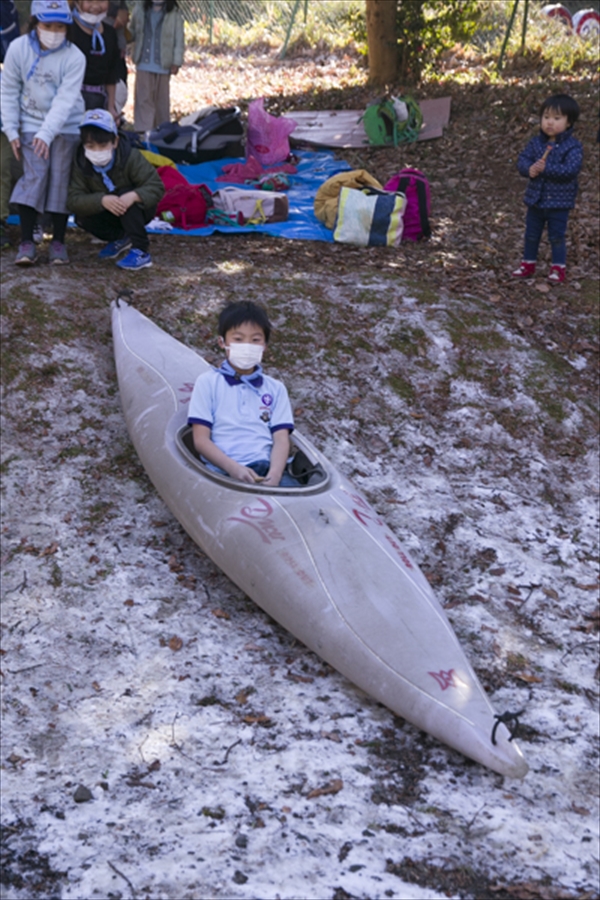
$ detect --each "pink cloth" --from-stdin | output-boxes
[216,155,297,184]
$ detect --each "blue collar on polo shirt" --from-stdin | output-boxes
[217,359,264,390]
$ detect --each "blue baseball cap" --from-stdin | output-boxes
[31,1,73,24]
[80,108,118,136]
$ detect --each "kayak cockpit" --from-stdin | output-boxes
[176,425,331,494]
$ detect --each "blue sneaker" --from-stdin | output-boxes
[116,248,152,271]
[98,236,132,260]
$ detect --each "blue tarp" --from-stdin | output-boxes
[6,150,350,242]
[147,150,351,242]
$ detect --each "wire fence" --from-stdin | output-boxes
[177,0,361,55]
[176,0,600,58]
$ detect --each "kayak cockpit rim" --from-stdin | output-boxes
[175,425,332,495]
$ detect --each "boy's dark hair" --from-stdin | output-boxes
[143,0,179,11]
[540,94,580,126]
[80,125,118,146]
[218,302,271,343]
[28,16,75,43]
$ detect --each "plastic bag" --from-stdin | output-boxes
[246,98,297,166]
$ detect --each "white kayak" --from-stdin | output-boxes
[112,299,528,779]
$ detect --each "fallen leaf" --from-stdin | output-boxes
[212,608,230,620]
[286,670,314,683]
[571,802,590,816]
[243,714,272,725]
[168,636,183,651]
[91,681,101,692]
[515,672,543,683]
[40,543,59,557]
[306,778,343,799]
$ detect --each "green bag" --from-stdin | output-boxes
[361,96,422,147]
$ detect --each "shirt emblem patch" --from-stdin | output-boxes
[261,393,274,407]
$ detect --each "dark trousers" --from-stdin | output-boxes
[76,201,155,253]
[523,206,570,266]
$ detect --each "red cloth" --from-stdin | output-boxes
[156,167,213,229]
[216,155,297,184]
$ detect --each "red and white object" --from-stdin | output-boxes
[572,8,600,38]
[541,4,573,26]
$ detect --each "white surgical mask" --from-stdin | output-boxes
[85,147,114,167]
[227,343,264,371]
[37,27,66,50]
[77,11,107,25]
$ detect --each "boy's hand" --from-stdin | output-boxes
[119,191,141,210]
[102,194,127,216]
[262,471,282,487]
[10,138,20,161]
[229,462,263,484]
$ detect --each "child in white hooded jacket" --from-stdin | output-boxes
[0,0,85,266]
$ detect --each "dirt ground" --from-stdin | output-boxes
[1,49,599,900]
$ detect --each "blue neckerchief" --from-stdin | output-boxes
[91,150,116,191]
[73,8,106,55]
[27,30,66,80]
[218,359,264,392]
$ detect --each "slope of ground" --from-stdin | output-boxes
[1,49,598,900]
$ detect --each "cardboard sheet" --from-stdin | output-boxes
[286,98,451,149]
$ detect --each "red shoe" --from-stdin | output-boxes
[548,265,566,284]
[511,261,536,278]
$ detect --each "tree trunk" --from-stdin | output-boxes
[366,0,398,86]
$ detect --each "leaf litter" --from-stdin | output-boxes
[1,49,598,900]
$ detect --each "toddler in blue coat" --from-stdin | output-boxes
[512,94,583,284]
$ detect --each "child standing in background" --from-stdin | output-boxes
[129,0,184,134]
[71,0,120,118]
[0,0,85,266]
[512,94,583,284]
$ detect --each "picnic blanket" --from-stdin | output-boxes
[5,151,351,243]
[146,150,352,241]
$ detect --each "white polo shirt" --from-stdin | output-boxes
[187,363,294,465]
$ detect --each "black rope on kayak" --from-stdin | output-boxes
[491,709,525,745]
[115,288,134,308]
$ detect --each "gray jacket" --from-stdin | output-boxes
[129,3,184,69]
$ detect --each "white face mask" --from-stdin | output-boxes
[227,343,264,371]
[78,11,107,25]
[85,147,114,167]
[37,27,66,50]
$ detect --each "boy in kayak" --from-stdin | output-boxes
[188,301,297,487]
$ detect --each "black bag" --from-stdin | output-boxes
[146,107,244,164]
